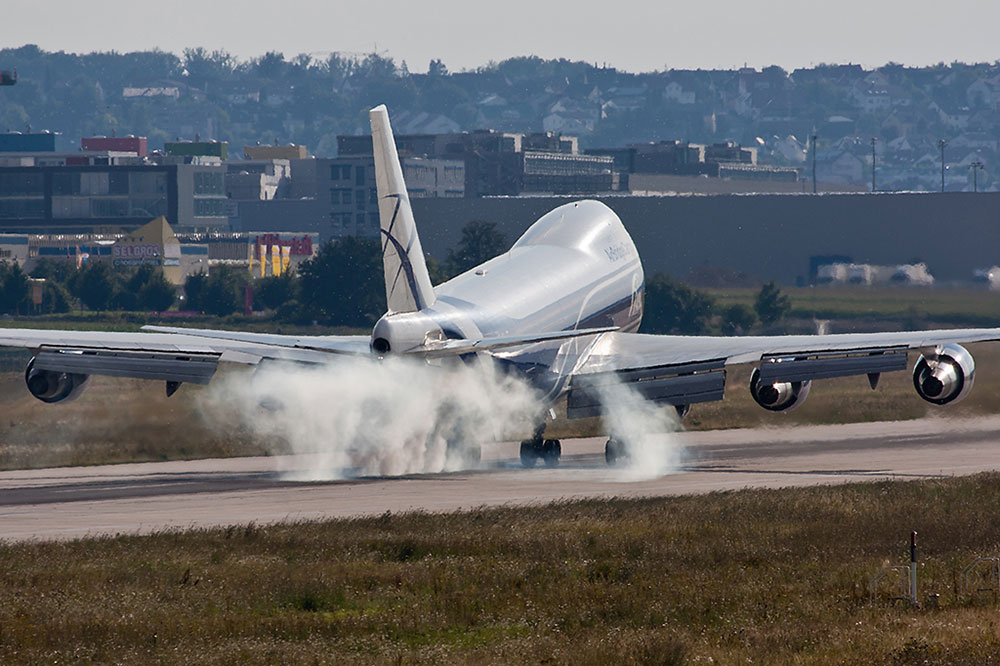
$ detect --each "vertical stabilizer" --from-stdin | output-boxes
[370,105,436,314]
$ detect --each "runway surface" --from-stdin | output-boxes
[2,415,1000,541]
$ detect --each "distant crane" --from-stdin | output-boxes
[0,68,16,86]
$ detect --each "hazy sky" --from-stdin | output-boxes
[4,1,1000,73]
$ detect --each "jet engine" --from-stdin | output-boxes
[749,367,811,412]
[24,357,91,404]
[912,344,975,405]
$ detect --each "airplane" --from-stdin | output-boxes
[1,104,999,469]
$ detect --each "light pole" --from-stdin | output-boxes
[969,160,984,192]
[939,139,947,192]
[811,132,818,193]
[871,137,878,193]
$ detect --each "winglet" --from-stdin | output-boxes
[370,105,436,314]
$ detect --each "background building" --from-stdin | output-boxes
[285,156,463,238]
[0,161,228,234]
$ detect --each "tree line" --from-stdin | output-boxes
[4,43,994,166]
[0,220,791,333]
[0,259,175,315]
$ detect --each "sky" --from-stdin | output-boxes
[4,0,1000,73]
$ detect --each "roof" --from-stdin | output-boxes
[118,216,178,247]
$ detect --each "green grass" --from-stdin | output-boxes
[707,286,1000,329]
[6,475,1000,663]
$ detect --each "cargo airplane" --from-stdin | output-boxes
[2,105,999,468]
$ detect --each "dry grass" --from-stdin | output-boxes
[1,342,999,469]
[0,366,269,470]
[5,475,1000,663]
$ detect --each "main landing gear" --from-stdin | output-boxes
[604,438,626,466]
[519,424,561,468]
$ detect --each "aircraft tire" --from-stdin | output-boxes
[542,439,561,467]
[605,438,626,466]
[519,440,539,468]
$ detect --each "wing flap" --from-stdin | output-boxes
[34,348,219,384]
[567,366,726,419]
[756,348,908,384]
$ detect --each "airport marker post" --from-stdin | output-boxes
[910,531,918,606]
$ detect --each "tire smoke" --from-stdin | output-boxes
[594,376,685,481]
[208,355,539,480]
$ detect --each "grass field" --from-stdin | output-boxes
[0,293,998,663]
[0,287,995,469]
[707,286,1000,330]
[4,475,1000,664]
[0,342,998,470]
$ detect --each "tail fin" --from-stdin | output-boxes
[370,105,436,314]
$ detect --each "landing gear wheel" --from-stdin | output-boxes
[542,439,561,468]
[605,438,626,466]
[520,440,539,468]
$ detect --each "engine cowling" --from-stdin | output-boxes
[912,344,975,405]
[24,357,91,404]
[749,367,811,412]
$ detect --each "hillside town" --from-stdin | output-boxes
[1,46,1000,192]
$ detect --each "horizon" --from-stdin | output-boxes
[4,42,1000,77]
[2,0,999,75]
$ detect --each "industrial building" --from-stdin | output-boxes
[281,156,463,238]
[0,161,228,233]
[0,215,317,286]
[336,129,614,197]
[0,132,229,234]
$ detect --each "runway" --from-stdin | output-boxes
[2,415,1000,541]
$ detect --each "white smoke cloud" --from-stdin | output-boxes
[593,377,685,482]
[207,354,540,480]
[203,349,685,483]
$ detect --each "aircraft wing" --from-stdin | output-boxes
[140,325,372,355]
[565,328,1000,418]
[0,327,370,388]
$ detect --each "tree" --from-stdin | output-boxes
[30,258,78,285]
[126,265,176,311]
[722,303,757,334]
[185,265,247,316]
[74,261,118,311]
[183,272,207,312]
[298,237,383,326]
[641,274,715,334]
[0,262,30,314]
[754,281,791,325]
[39,281,72,314]
[444,221,508,278]
[254,273,298,310]
[428,58,448,77]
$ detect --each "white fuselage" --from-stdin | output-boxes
[371,200,643,398]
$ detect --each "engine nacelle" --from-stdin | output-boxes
[912,344,975,405]
[749,367,811,412]
[24,357,91,404]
